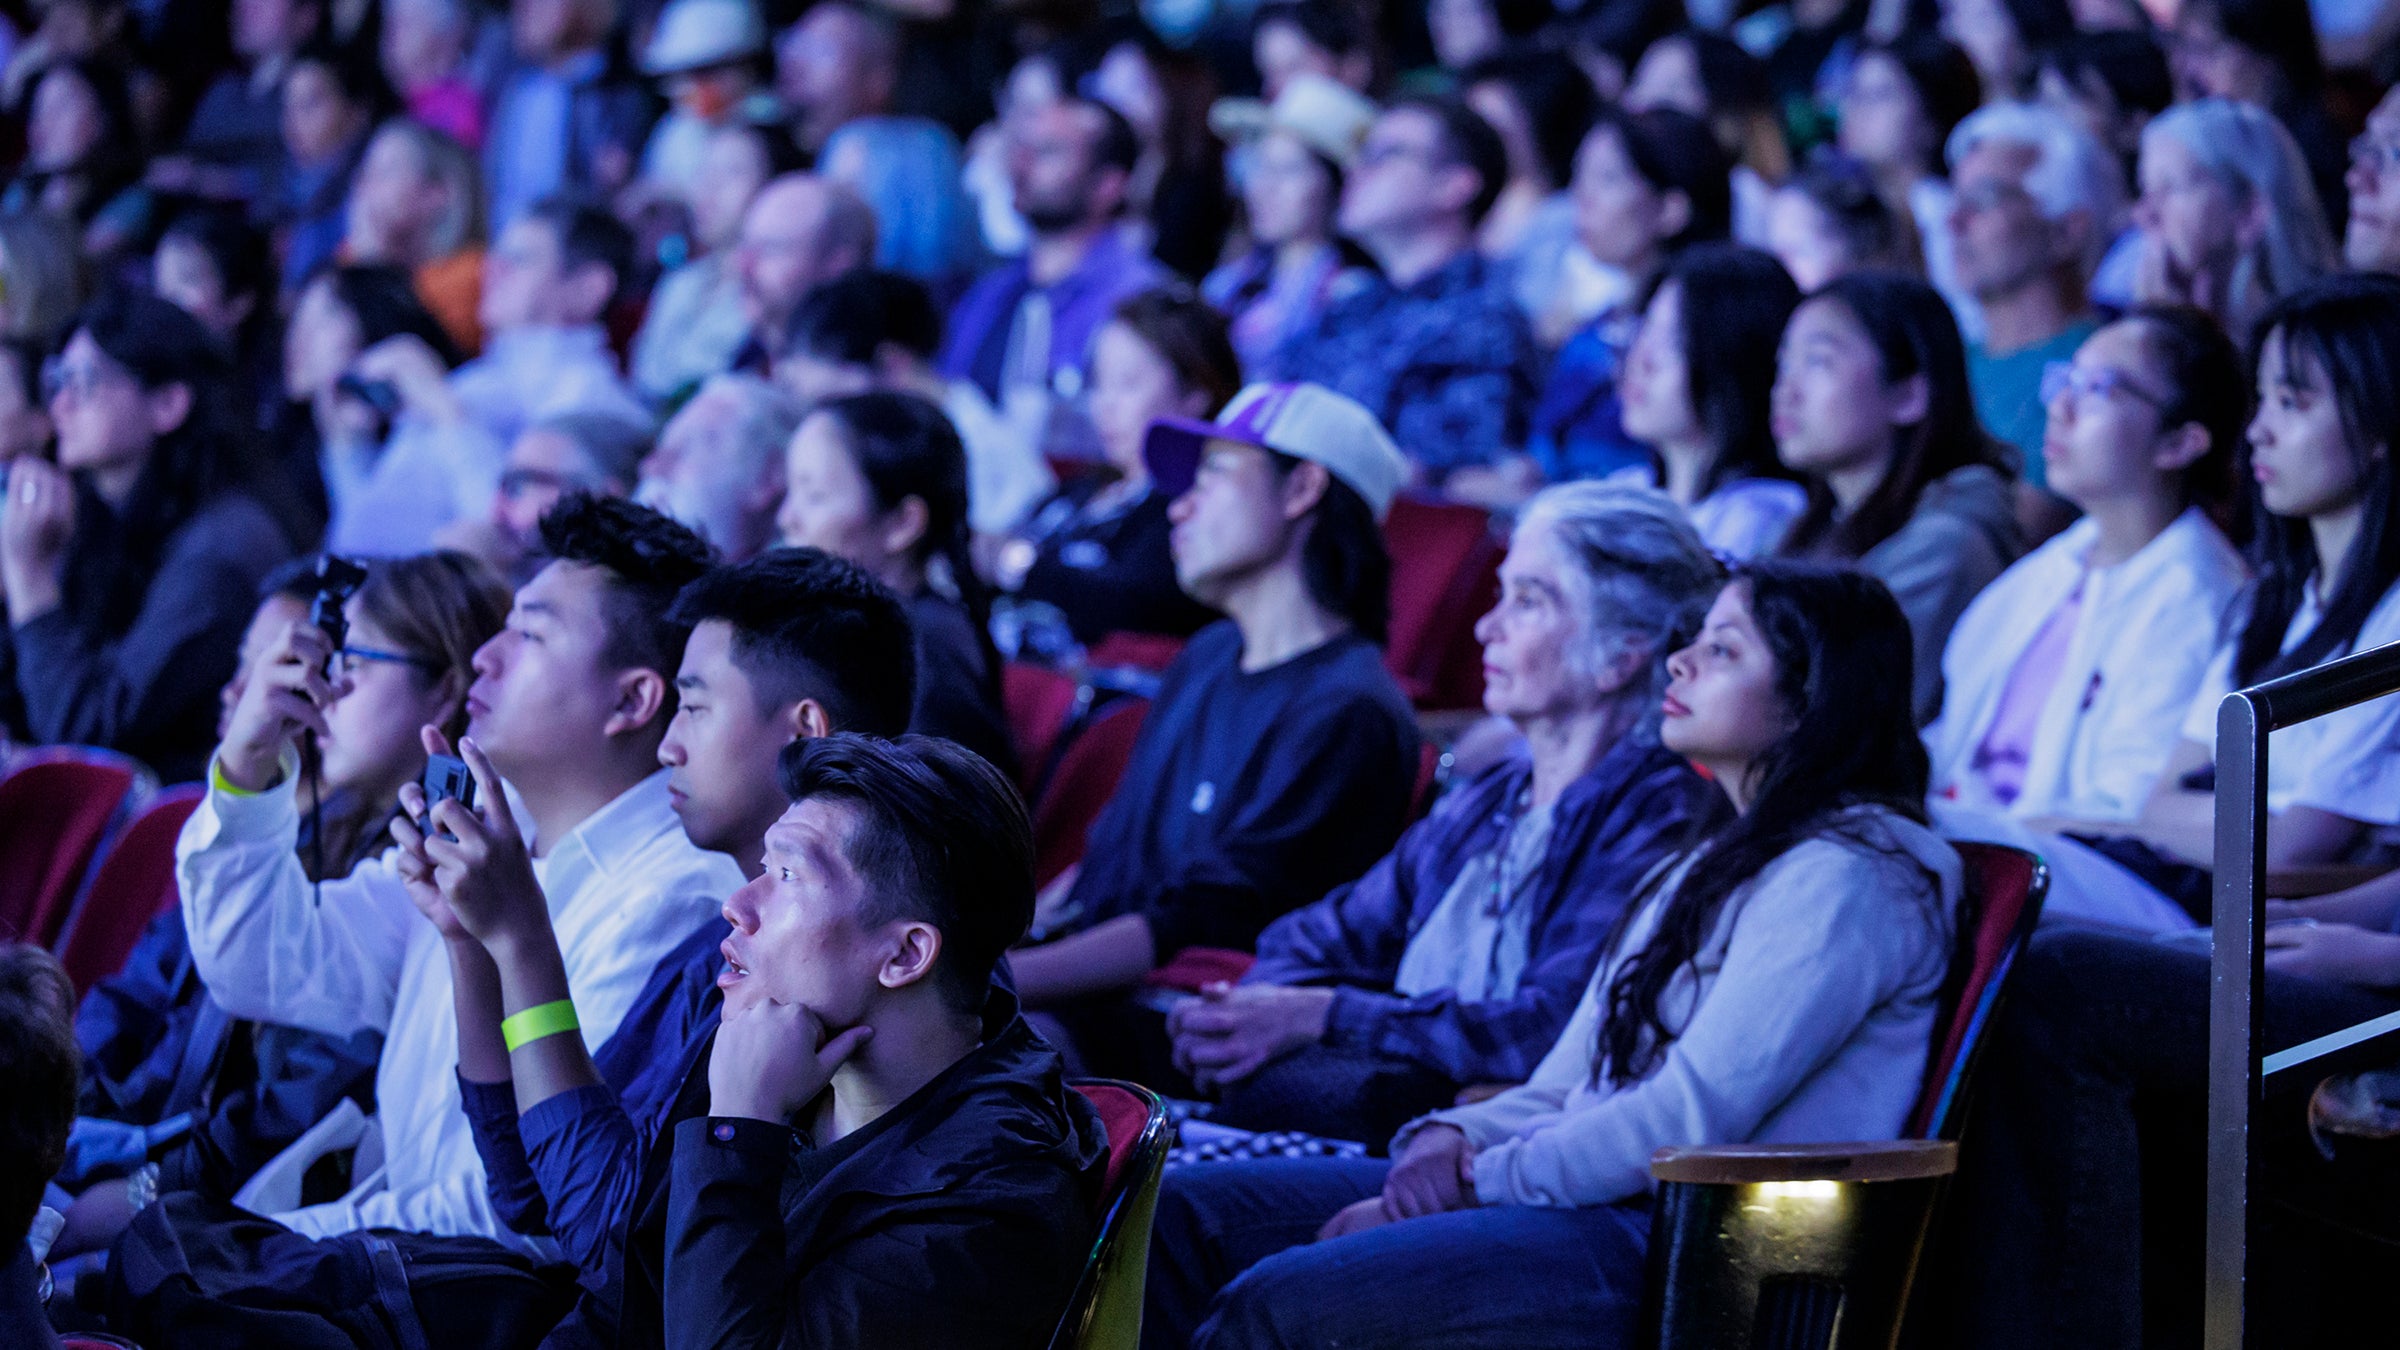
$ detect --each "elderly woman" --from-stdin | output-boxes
[1165,483,1722,1147]
[2132,98,2336,341]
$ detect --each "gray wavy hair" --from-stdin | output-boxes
[1513,482,1725,741]
[2139,99,2338,337]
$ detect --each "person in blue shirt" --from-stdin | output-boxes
[1166,484,1721,1146]
[1009,381,1422,1081]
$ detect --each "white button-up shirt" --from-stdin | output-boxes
[178,766,742,1250]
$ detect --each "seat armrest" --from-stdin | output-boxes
[1649,1139,1958,1186]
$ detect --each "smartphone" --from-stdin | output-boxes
[335,373,403,421]
[419,754,478,840]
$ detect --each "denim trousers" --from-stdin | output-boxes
[1142,1155,1652,1350]
[1944,926,2400,1349]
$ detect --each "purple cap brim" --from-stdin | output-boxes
[1144,415,1261,499]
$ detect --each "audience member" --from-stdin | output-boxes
[0,946,77,1350]
[818,117,982,292]
[776,268,1053,537]
[0,209,87,348]
[634,0,770,203]
[1621,30,1786,247]
[1950,287,2400,1347]
[0,338,54,471]
[451,407,651,581]
[635,373,799,561]
[1010,382,1421,1076]
[1925,306,2249,823]
[1946,102,2122,488]
[415,734,1105,1347]
[1173,484,1716,1145]
[47,551,507,1265]
[939,96,1168,460]
[482,0,653,231]
[283,263,464,554]
[630,120,798,402]
[1144,562,1961,1348]
[8,59,146,248]
[1458,47,1593,308]
[378,0,490,149]
[342,119,490,356]
[1276,95,1537,485]
[1201,72,1378,377]
[778,0,901,156]
[272,43,382,294]
[2166,0,2348,233]
[2131,99,2335,342]
[1766,153,1912,291]
[729,173,877,374]
[1616,245,1807,559]
[334,198,646,555]
[179,0,325,183]
[1840,34,1984,331]
[2344,86,2400,277]
[1452,106,1728,510]
[1084,25,1233,284]
[776,391,1016,774]
[1940,0,2075,103]
[1774,270,2024,723]
[997,287,1236,653]
[2033,29,2172,175]
[1249,0,1377,102]
[438,551,918,1346]
[154,207,289,461]
[157,496,735,1256]
[0,290,298,781]
[2040,275,2400,902]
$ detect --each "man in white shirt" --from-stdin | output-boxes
[331,199,654,556]
[178,495,742,1250]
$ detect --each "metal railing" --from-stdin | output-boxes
[2205,638,2400,1349]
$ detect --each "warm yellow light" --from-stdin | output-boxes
[1755,1180,1841,1201]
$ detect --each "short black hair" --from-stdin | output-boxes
[524,196,638,307]
[777,734,1034,1013]
[1394,94,1509,226]
[0,945,77,1249]
[782,269,942,366]
[1267,455,1391,644]
[1078,96,1142,178]
[666,547,918,736]
[1252,0,1374,62]
[536,493,719,682]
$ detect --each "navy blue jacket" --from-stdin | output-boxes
[1249,740,1709,1086]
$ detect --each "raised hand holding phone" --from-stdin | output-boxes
[394,727,546,951]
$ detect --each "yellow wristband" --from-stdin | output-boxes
[500,999,579,1052]
[210,756,263,798]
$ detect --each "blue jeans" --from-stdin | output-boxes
[1143,1156,1652,1349]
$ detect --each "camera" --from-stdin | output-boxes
[309,555,369,671]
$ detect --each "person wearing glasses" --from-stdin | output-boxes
[43,551,508,1271]
[1273,96,1538,486]
[440,408,651,584]
[0,289,299,783]
[1923,307,2249,838]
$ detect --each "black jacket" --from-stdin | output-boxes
[613,989,1106,1350]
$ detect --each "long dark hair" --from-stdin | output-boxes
[1587,103,1732,253]
[71,289,244,634]
[814,391,999,670]
[1263,457,1390,645]
[1778,270,2012,560]
[2119,304,2247,540]
[1594,562,1935,1086]
[2232,274,2400,685]
[1650,244,1799,500]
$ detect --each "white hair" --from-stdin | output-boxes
[2141,99,2338,330]
[1946,101,2128,272]
[693,373,804,486]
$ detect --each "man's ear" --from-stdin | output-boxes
[564,262,617,324]
[145,382,194,438]
[1654,189,1692,242]
[877,921,944,991]
[788,697,834,740]
[603,667,671,738]
[1278,459,1332,521]
[2151,421,2212,474]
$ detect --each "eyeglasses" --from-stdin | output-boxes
[335,645,442,678]
[2351,134,2400,175]
[41,355,135,403]
[2040,361,2170,412]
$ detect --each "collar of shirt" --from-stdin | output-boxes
[1388,249,1487,303]
[533,769,690,916]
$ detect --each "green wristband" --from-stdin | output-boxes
[500,999,579,1052]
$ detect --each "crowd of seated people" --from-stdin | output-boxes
[2,0,2399,1344]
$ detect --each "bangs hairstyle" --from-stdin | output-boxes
[665,546,918,736]
[1778,270,2013,560]
[776,734,1035,1013]
[1593,562,1939,1087]
[535,493,719,681]
[2234,274,2400,685]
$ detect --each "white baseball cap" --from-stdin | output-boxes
[642,0,765,75]
[1145,382,1410,521]
[1207,73,1379,169]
